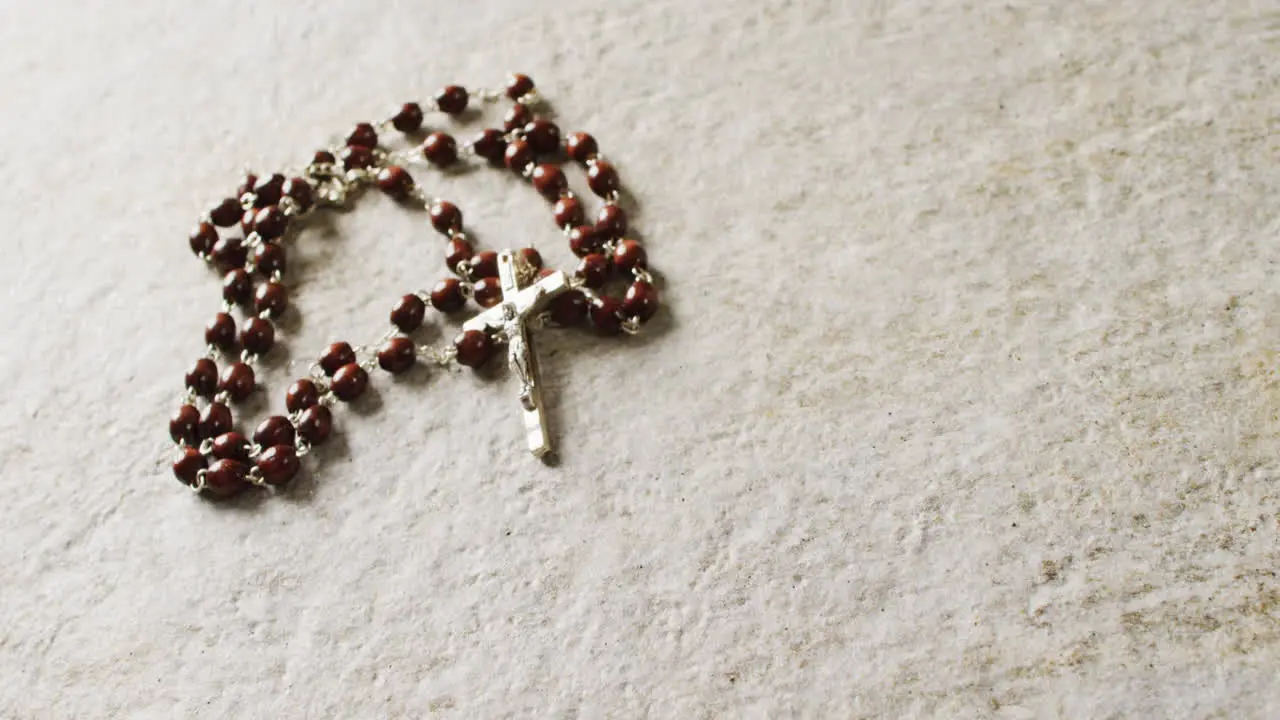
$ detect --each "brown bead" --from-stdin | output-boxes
[254,282,288,316]
[172,446,206,487]
[282,176,313,210]
[376,165,414,199]
[286,378,320,413]
[531,164,567,201]
[504,138,534,172]
[613,239,648,273]
[170,404,201,445]
[473,276,504,308]
[595,204,627,239]
[313,150,336,165]
[209,198,242,227]
[377,337,417,374]
[436,85,469,115]
[445,238,473,273]
[211,431,251,463]
[211,236,247,272]
[257,445,300,486]
[253,415,296,449]
[565,132,599,164]
[297,405,333,445]
[422,132,458,167]
[576,253,611,289]
[347,122,378,148]
[253,242,286,276]
[429,201,462,234]
[199,402,234,439]
[471,129,508,167]
[519,247,543,270]
[430,277,466,313]
[236,173,258,200]
[454,329,494,368]
[240,317,275,355]
[391,293,426,331]
[219,362,256,402]
[587,161,620,197]
[524,119,561,155]
[591,296,624,335]
[623,281,660,321]
[205,312,237,351]
[341,145,376,170]
[189,222,218,257]
[240,208,257,235]
[319,342,356,376]
[548,290,587,326]
[506,73,535,100]
[185,358,218,397]
[470,250,499,279]
[223,269,252,305]
[202,458,249,498]
[331,363,369,401]
[252,174,285,208]
[503,103,532,132]
[253,206,288,239]
[553,196,584,228]
[391,102,424,132]
[568,225,604,257]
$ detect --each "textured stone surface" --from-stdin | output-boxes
[2,0,1279,717]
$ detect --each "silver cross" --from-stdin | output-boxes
[462,250,571,458]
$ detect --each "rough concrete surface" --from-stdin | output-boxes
[2,0,1279,717]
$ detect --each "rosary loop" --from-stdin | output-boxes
[168,74,660,499]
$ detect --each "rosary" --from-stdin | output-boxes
[168,74,659,498]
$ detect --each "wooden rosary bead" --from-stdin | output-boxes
[257,445,300,486]
[613,239,648,273]
[170,404,201,445]
[622,280,659,322]
[319,342,356,376]
[240,317,275,355]
[255,282,288,316]
[590,296,624,336]
[237,173,258,200]
[565,132,598,164]
[548,290,588,326]
[286,378,320,413]
[503,103,532,132]
[297,405,333,444]
[219,362,256,402]
[199,402,234,439]
[504,138,534,173]
[252,174,286,208]
[376,165,415,199]
[471,129,507,167]
[445,238,473,273]
[341,145,376,170]
[391,102,424,132]
[553,196,585,228]
[531,164,567,201]
[240,208,257,235]
[253,242,286,276]
[568,225,604,258]
[436,85,468,115]
[202,458,249,498]
[377,337,417,374]
[282,176,313,211]
[346,122,378,148]
[575,253,611,289]
[253,206,288,239]
[391,293,426,331]
[519,247,543,269]
[331,363,369,401]
[595,205,627,239]
[211,236,247,272]
[453,329,494,368]
[172,446,206,487]
[211,431,251,463]
[430,278,466,313]
[223,269,253,305]
[312,150,336,165]
[470,250,499,279]
[185,358,218,397]
[430,201,462,234]
[209,198,242,228]
[587,160,621,197]
[422,132,458,167]
[473,276,504,308]
[189,222,218,257]
[506,73,535,100]
[254,415,296,449]
[524,119,561,155]
[205,312,237,351]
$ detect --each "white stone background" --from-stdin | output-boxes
[2,0,1279,717]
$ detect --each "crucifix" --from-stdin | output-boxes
[462,250,571,458]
